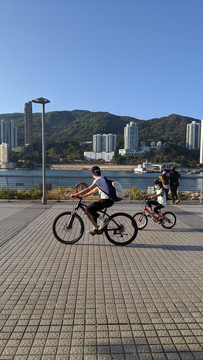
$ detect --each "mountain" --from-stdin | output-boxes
[0,110,200,147]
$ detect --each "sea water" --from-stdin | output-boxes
[0,169,202,192]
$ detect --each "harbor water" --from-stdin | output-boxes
[0,169,203,193]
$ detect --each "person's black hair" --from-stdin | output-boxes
[91,166,101,176]
[154,179,163,187]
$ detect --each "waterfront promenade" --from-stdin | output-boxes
[0,201,202,360]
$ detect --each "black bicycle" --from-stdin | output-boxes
[53,196,138,246]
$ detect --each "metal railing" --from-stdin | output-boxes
[0,175,202,202]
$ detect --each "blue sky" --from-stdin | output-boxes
[0,0,203,120]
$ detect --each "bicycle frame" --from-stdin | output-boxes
[70,196,117,229]
[141,198,163,222]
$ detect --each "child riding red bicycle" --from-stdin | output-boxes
[143,179,166,224]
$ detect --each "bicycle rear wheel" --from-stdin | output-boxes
[53,212,84,244]
[133,212,148,230]
[105,212,138,246]
[161,212,176,229]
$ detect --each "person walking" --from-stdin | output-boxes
[170,167,180,204]
[159,170,170,200]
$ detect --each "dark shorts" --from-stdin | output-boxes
[147,200,164,214]
[85,199,114,221]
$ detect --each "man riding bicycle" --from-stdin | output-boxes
[70,166,114,235]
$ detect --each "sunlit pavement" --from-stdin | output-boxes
[0,200,202,360]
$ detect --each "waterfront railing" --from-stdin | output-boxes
[0,175,202,202]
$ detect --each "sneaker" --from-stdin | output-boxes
[175,199,180,204]
[98,218,109,230]
[86,227,97,235]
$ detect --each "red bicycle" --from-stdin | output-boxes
[133,197,176,230]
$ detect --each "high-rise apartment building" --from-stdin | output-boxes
[24,101,33,146]
[106,133,117,152]
[200,120,203,164]
[85,133,116,161]
[93,134,102,152]
[124,121,138,151]
[0,120,18,150]
[93,134,116,152]
[186,121,200,150]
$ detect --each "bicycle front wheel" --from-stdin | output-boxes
[53,212,84,244]
[133,212,148,230]
[162,212,176,229]
[105,212,138,246]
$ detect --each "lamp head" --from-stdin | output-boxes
[32,97,50,104]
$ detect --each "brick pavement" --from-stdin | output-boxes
[0,200,202,360]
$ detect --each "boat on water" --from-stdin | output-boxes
[134,167,151,173]
[187,169,201,174]
[134,161,154,173]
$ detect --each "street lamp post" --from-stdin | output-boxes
[32,97,50,204]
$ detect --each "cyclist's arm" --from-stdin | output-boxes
[83,186,98,197]
[150,193,158,199]
[143,192,153,197]
[70,183,97,198]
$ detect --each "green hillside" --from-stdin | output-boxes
[0,110,200,146]
[0,111,201,167]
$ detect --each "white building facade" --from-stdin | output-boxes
[0,143,9,164]
[84,151,115,162]
[200,120,203,164]
[186,121,200,150]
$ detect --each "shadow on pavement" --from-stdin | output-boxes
[128,243,203,251]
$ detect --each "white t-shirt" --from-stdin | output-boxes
[155,188,166,206]
[93,176,109,199]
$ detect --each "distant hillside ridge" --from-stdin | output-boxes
[0,110,200,146]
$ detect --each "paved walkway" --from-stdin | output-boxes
[0,201,202,360]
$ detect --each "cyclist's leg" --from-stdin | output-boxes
[154,204,164,219]
[85,199,113,229]
[97,199,114,229]
[147,200,158,213]
[146,199,153,212]
[85,202,99,229]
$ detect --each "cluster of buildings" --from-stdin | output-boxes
[84,133,117,161]
[84,119,203,164]
[0,102,33,168]
[84,121,164,161]
[0,120,18,168]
